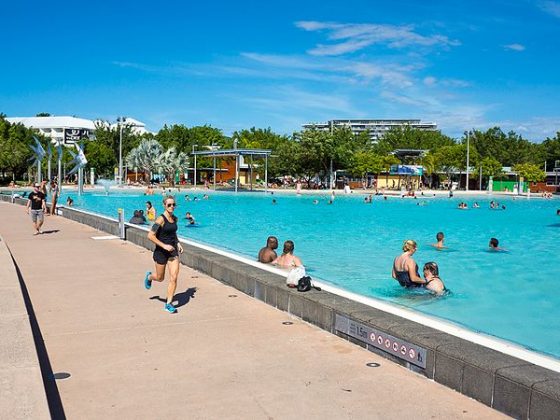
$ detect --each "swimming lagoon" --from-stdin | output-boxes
[61,190,560,359]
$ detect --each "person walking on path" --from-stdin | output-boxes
[144,195,183,313]
[26,183,47,235]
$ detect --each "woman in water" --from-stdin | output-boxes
[272,240,303,268]
[392,239,429,288]
[146,201,156,222]
[144,195,183,314]
[423,262,446,295]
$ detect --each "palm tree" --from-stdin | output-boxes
[157,147,190,186]
[126,139,163,182]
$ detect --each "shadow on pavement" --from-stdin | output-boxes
[150,287,197,308]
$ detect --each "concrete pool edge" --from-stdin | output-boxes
[1,195,559,419]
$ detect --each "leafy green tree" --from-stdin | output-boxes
[0,117,34,181]
[348,150,383,182]
[476,156,503,178]
[376,126,454,156]
[541,132,560,171]
[512,163,545,182]
[84,140,116,178]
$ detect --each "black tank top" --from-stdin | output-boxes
[156,215,178,247]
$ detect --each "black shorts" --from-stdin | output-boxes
[153,246,178,265]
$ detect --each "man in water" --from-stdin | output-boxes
[26,183,47,235]
[431,232,446,250]
[258,236,278,263]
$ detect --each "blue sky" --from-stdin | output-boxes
[1,0,560,140]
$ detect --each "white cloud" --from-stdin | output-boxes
[294,21,460,56]
[504,43,526,51]
[423,76,437,86]
[538,1,560,18]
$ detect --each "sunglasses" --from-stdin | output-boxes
[166,203,176,208]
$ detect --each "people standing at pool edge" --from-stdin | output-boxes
[258,236,278,263]
[144,195,184,314]
[392,240,427,288]
[26,182,47,235]
[423,262,446,295]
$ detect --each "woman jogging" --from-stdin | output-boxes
[144,195,183,313]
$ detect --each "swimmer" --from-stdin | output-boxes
[203,194,209,200]
[392,240,427,288]
[272,199,277,204]
[473,202,480,208]
[489,237,506,252]
[185,212,195,225]
[257,236,278,263]
[431,232,446,250]
[423,262,446,295]
[312,199,319,205]
[66,196,74,207]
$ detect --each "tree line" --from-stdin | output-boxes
[1,113,560,185]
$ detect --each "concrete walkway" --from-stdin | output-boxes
[0,202,508,419]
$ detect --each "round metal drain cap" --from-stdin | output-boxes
[53,372,71,380]
[282,321,294,325]
[366,362,380,368]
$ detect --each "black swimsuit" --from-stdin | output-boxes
[153,215,178,264]
[394,257,423,288]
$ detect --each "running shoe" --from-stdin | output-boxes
[144,271,152,290]
[164,303,177,314]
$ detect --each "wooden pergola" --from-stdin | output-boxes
[191,148,272,192]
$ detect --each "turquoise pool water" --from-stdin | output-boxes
[60,190,560,359]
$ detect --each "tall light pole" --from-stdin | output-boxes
[192,144,198,189]
[117,117,125,185]
[466,131,470,191]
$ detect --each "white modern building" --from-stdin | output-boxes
[7,116,97,146]
[302,119,438,141]
[7,115,150,146]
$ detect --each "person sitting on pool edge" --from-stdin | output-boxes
[489,237,506,252]
[423,262,446,295]
[431,232,446,250]
[392,239,428,288]
[258,236,278,263]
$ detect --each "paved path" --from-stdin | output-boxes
[0,202,508,419]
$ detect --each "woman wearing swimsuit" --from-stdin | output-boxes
[392,239,429,288]
[272,240,302,268]
[144,196,183,313]
[422,261,446,295]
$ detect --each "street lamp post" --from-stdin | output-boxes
[466,131,470,191]
[117,117,125,185]
[192,144,198,189]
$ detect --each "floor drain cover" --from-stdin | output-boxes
[366,362,380,368]
[53,372,71,380]
[282,321,294,325]
[228,294,238,298]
